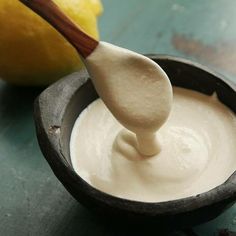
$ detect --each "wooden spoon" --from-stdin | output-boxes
[19,0,98,58]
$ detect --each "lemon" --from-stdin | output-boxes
[0,0,103,86]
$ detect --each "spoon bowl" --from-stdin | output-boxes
[34,55,236,227]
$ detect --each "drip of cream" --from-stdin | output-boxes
[84,42,173,156]
[70,88,236,202]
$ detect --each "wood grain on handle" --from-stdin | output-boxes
[19,0,98,58]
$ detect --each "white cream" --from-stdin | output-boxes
[70,87,236,202]
[84,42,172,156]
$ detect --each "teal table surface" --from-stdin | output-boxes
[1,1,236,235]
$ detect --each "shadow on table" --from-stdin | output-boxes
[0,81,46,165]
[51,203,198,236]
[0,81,44,115]
[0,81,44,145]
[89,212,198,236]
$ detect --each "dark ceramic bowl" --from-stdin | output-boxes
[34,55,236,227]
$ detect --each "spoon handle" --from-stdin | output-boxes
[19,0,98,58]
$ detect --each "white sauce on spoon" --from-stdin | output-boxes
[70,88,236,202]
[84,42,172,156]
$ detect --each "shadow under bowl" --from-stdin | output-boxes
[34,55,236,228]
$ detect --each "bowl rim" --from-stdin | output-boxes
[34,55,236,216]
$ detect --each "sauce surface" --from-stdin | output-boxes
[70,87,236,202]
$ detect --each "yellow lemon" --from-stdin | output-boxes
[0,0,103,86]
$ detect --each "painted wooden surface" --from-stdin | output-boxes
[1,0,236,235]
